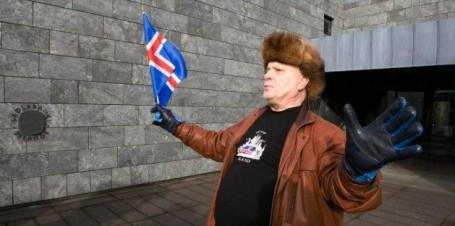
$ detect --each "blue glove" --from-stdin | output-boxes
[343,97,424,183]
[150,104,183,135]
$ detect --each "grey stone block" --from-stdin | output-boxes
[78,36,115,61]
[353,30,372,70]
[13,177,41,204]
[64,105,104,127]
[0,103,15,129]
[41,174,66,199]
[183,52,224,74]
[176,0,213,21]
[131,165,149,185]
[104,17,143,43]
[0,129,26,155]
[437,18,455,65]
[372,27,392,69]
[148,162,166,182]
[188,18,221,40]
[151,0,175,11]
[91,169,112,192]
[73,0,112,17]
[79,82,124,104]
[2,23,49,53]
[0,49,39,77]
[0,77,3,102]
[39,104,65,128]
[5,77,50,103]
[0,0,32,25]
[104,105,139,126]
[114,42,144,64]
[40,54,92,81]
[132,64,150,85]
[182,106,252,124]
[67,172,90,196]
[213,7,275,37]
[27,127,88,152]
[112,167,131,189]
[149,7,189,33]
[223,60,238,76]
[413,20,437,66]
[118,145,156,167]
[33,0,72,8]
[320,36,337,72]
[165,160,183,180]
[50,80,78,104]
[221,26,262,49]
[79,147,118,171]
[336,33,354,71]
[392,24,414,68]
[50,31,78,57]
[89,126,124,148]
[138,106,153,125]
[124,85,152,105]
[0,181,12,207]
[33,3,103,37]
[112,0,143,24]
[48,150,78,175]
[231,45,261,64]
[125,125,146,146]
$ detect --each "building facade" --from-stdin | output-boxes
[0,0,454,207]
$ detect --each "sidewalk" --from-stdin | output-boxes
[0,158,454,226]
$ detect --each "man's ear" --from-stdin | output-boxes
[298,76,310,91]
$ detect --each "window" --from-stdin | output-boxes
[431,90,455,138]
[324,15,333,36]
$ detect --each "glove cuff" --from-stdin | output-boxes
[343,158,377,184]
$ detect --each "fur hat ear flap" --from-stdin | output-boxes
[261,32,326,98]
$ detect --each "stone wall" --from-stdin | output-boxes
[342,0,455,32]
[0,0,338,207]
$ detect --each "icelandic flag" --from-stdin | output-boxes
[143,13,187,107]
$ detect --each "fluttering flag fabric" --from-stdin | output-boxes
[143,13,187,107]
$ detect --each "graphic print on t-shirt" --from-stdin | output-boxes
[237,130,266,160]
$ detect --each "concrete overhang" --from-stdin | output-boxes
[311,18,455,72]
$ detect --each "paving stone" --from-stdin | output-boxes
[6,219,37,226]
[34,213,68,226]
[131,218,162,226]
[172,208,207,226]
[142,194,184,212]
[60,209,99,226]
[84,205,127,226]
[152,213,192,226]
[123,197,165,217]
[54,195,116,212]
[173,187,212,204]
[157,191,200,208]
[104,200,148,223]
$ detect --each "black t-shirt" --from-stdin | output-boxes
[215,106,300,226]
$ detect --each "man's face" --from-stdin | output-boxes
[263,62,308,109]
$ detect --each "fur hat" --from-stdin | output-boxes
[262,32,326,98]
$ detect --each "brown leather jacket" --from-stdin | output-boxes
[176,103,382,226]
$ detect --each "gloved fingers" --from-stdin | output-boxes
[343,104,362,132]
[378,97,407,125]
[392,122,424,149]
[386,106,417,135]
[393,144,423,160]
[152,112,163,125]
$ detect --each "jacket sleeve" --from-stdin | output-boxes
[174,121,244,162]
[318,127,382,213]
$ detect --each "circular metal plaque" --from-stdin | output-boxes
[18,110,47,135]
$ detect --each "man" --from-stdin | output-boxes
[151,32,423,225]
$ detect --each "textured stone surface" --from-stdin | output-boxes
[0,181,12,207]
[73,0,112,17]
[67,172,90,196]
[5,77,50,103]
[0,49,39,77]
[0,129,26,155]
[41,174,66,199]
[1,23,49,53]
[79,147,118,171]
[48,150,78,175]
[89,126,124,148]
[104,17,143,43]
[79,82,124,104]
[27,128,88,152]
[91,169,112,192]
[50,31,78,56]
[104,105,138,126]
[64,105,104,127]
[112,167,131,189]
[50,80,78,104]
[34,3,103,37]
[40,55,92,81]
[0,0,32,25]
[13,177,41,204]
[0,77,3,102]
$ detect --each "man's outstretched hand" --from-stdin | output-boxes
[343,97,424,183]
[150,104,183,135]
